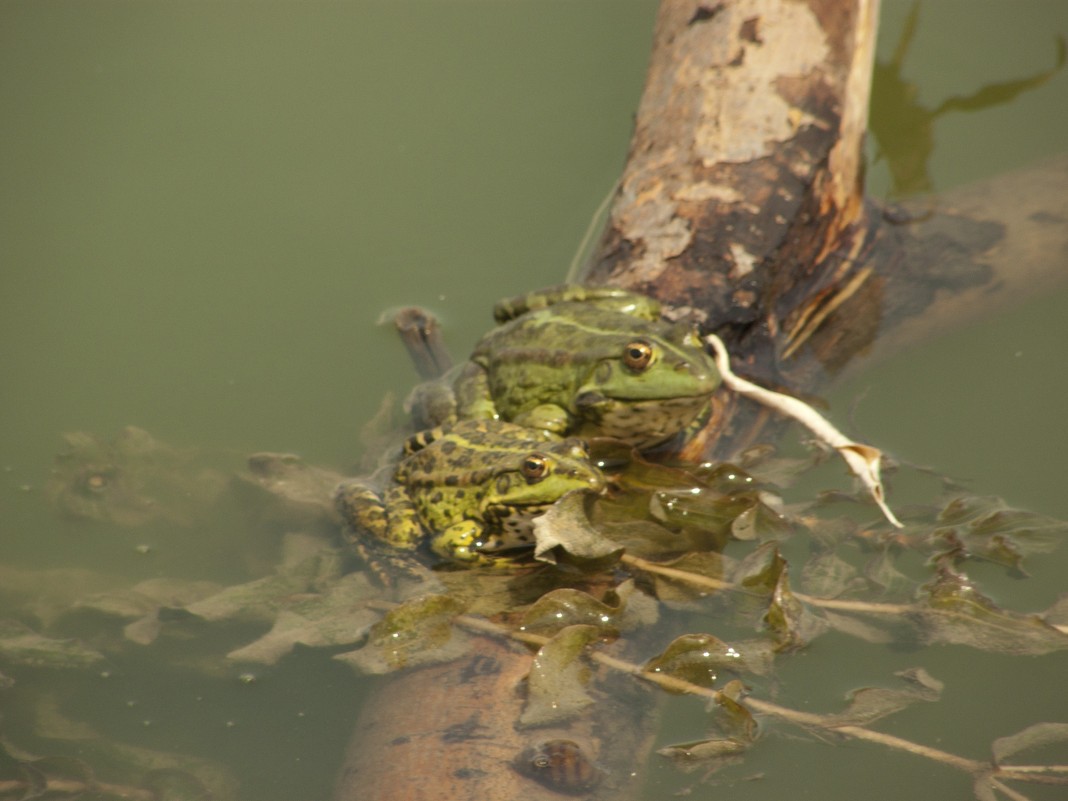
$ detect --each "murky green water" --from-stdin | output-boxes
[2,2,1067,799]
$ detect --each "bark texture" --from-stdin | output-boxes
[587,0,878,340]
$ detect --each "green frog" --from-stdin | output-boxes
[409,285,721,450]
[333,419,605,568]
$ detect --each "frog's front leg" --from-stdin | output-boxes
[511,403,572,437]
[430,520,500,565]
[376,486,426,550]
[453,361,499,421]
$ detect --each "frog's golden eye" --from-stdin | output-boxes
[623,340,653,371]
[521,454,549,481]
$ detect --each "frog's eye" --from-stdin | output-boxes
[623,340,654,371]
[521,453,549,481]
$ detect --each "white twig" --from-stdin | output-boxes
[706,334,904,528]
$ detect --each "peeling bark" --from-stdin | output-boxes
[587,0,879,337]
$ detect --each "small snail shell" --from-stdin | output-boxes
[515,738,605,794]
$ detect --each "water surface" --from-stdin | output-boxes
[2,2,1067,799]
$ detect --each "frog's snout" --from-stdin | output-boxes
[678,357,720,390]
[677,359,704,377]
[583,471,607,493]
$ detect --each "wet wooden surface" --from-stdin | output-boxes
[334,633,654,801]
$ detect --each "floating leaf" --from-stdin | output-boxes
[657,737,749,768]
[647,488,741,550]
[0,620,104,670]
[520,624,602,727]
[658,680,757,769]
[820,668,942,728]
[593,441,703,494]
[532,493,623,566]
[335,594,467,673]
[604,579,660,630]
[863,546,915,596]
[764,565,828,651]
[644,634,724,690]
[224,572,379,664]
[1044,593,1068,627]
[644,633,773,689]
[67,577,223,646]
[595,517,695,559]
[915,568,1068,655]
[713,680,758,739]
[917,496,1066,575]
[992,722,1068,764]
[518,588,622,637]
[821,610,894,644]
[800,550,862,599]
[183,547,344,623]
[634,552,728,606]
[690,462,761,493]
[516,580,657,636]
[731,542,787,595]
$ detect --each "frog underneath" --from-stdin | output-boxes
[333,419,605,568]
[409,285,720,450]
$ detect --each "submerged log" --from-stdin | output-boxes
[334,633,655,801]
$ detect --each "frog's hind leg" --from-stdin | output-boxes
[492,285,661,322]
[333,480,389,541]
[333,481,428,587]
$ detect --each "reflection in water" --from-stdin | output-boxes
[870,1,1066,197]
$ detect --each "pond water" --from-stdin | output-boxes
[2,2,1067,800]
